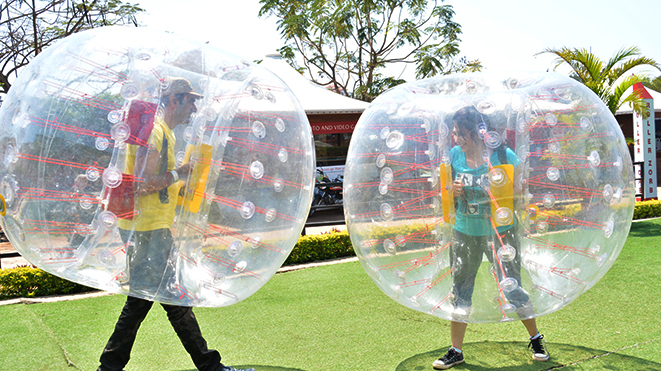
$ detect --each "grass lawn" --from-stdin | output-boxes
[1,219,660,370]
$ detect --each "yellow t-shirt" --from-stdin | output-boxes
[118,118,180,232]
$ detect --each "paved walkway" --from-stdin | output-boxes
[0,223,354,305]
[0,241,27,269]
[0,223,347,270]
[0,255,358,306]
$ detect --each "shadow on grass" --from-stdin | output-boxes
[395,341,661,370]
[628,219,661,238]
[176,366,305,371]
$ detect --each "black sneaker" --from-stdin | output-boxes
[528,334,550,361]
[221,366,255,371]
[433,348,464,369]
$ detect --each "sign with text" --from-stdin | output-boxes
[311,120,356,135]
[632,83,657,199]
[634,162,643,197]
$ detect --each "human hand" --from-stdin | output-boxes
[453,180,463,197]
[176,161,194,179]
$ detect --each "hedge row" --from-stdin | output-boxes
[0,230,355,300]
[3,201,661,300]
[633,199,661,220]
[0,266,93,300]
[284,229,354,265]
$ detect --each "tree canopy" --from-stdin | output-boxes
[537,46,661,115]
[259,0,480,102]
[0,0,144,95]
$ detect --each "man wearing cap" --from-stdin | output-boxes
[97,78,254,371]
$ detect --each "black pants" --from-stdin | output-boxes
[98,228,223,371]
[97,296,222,371]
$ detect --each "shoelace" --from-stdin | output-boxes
[529,337,546,353]
[443,349,461,361]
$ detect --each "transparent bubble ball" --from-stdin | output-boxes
[0,27,315,307]
[344,72,634,323]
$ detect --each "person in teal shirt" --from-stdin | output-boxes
[433,106,550,369]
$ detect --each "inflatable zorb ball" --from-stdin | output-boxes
[344,72,634,323]
[0,27,315,306]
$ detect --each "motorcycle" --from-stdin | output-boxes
[310,169,343,215]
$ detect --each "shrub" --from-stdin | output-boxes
[633,199,661,220]
[0,266,94,300]
[285,230,354,265]
[5,200,661,301]
[369,222,431,241]
[0,230,355,300]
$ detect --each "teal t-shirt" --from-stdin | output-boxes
[450,146,521,236]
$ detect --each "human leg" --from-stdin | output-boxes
[161,303,223,371]
[522,318,538,337]
[432,315,469,369]
[434,231,485,369]
[490,228,535,318]
[491,230,549,361]
[519,318,549,361]
[433,323,466,370]
[450,321,468,350]
[449,230,485,318]
[127,229,172,296]
[98,296,154,371]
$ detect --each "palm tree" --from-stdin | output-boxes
[642,75,661,92]
[537,46,661,114]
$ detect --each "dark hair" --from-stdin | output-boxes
[452,105,508,164]
[452,106,484,144]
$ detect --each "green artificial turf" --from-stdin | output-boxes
[1,219,660,370]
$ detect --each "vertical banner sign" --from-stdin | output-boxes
[634,162,643,197]
[632,83,657,199]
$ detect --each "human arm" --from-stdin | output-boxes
[132,146,191,197]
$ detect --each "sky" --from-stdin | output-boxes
[133,0,661,84]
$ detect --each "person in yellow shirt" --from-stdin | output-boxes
[98,78,254,371]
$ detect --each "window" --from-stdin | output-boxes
[314,133,352,166]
